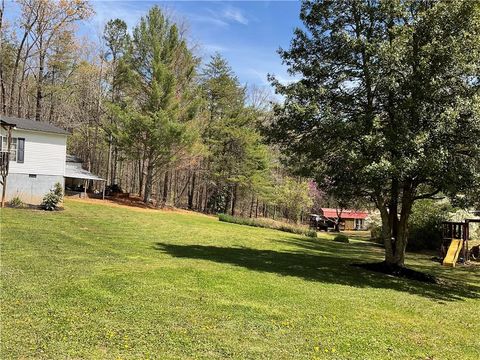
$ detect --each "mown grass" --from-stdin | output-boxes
[1,199,479,359]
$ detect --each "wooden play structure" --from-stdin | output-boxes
[442,219,480,267]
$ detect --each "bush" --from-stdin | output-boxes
[333,234,349,243]
[305,229,318,238]
[218,214,317,238]
[407,199,451,251]
[275,178,313,223]
[105,184,123,196]
[9,196,23,208]
[370,226,383,244]
[41,182,64,211]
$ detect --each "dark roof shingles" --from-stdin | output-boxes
[0,115,69,135]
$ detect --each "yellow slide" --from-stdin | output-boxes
[442,239,463,267]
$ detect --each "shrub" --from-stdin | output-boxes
[370,226,383,244]
[218,214,317,238]
[9,196,23,208]
[275,178,313,223]
[333,234,349,243]
[367,200,451,250]
[41,182,63,211]
[407,199,451,251]
[105,184,123,196]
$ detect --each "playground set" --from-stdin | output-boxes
[441,218,480,267]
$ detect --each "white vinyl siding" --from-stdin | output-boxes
[0,128,66,176]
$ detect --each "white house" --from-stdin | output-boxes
[0,116,104,205]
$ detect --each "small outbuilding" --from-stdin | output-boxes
[319,208,368,231]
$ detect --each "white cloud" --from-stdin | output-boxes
[90,1,147,34]
[199,6,249,27]
[188,12,229,27]
[203,43,230,53]
[222,7,249,25]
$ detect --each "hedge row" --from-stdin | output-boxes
[218,214,317,238]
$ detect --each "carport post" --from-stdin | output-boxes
[102,181,105,200]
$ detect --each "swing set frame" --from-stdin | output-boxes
[442,219,480,264]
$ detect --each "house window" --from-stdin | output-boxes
[355,219,364,230]
[1,136,24,163]
[1,136,17,161]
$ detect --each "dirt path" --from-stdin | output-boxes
[66,197,215,218]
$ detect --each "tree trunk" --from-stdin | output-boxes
[162,170,169,206]
[16,65,27,117]
[106,135,112,186]
[231,184,238,216]
[155,178,162,208]
[112,146,118,184]
[223,186,232,214]
[187,171,196,209]
[143,161,154,203]
[138,157,145,197]
[378,188,414,267]
[203,185,208,213]
[197,182,203,211]
[0,0,6,115]
[175,172,190,206]
[0,66,6,115]
[249,195,255,218]
[35,46,45,121]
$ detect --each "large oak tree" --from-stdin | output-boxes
[269,0,480,266]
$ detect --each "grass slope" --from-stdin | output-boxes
[1,199,479,359]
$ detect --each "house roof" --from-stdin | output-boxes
[65,165,105,181]
[66,154,83,163]
[0,115,69,135]
[320,208,368,219]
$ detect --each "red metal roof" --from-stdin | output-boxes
[320,208,368,219]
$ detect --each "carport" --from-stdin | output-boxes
[64,166,106,200]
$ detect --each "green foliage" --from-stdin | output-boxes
[407,200,452,251]
[201,54,272,213]
[8,196,23,208]
[218,213,317,238]
[275,178,313,223]
[110,6,201,202]
[41,182,63,211]
[269,0,480,264]
[103,19,129,63]
[370,226,383,245]
[333,234,349,243]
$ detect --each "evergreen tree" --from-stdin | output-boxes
[116,6,200,203]
[201,54,270,214]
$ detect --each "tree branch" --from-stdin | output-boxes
[413,189,441,200]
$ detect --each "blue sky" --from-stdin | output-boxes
[5,0,303,90]
[88,1,303,88]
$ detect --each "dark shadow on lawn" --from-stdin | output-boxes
[154,238,480,302]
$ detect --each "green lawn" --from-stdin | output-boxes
[1,200,479,359]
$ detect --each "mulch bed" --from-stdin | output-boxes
[351,262,438,284]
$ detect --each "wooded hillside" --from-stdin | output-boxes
[0,0,317,221]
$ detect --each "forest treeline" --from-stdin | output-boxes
[0,1,321,221]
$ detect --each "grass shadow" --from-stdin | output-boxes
[154,238,480,302]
